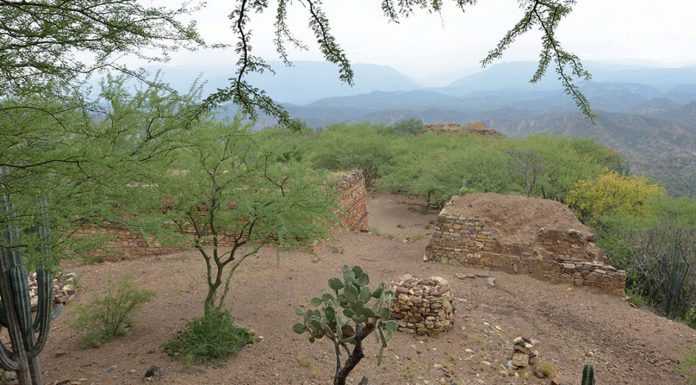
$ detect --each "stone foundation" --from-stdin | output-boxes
[333,170,368,232]
[425,195,626,295]
[390,274,455,336]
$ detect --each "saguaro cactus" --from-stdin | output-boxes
[581,363,596,385]
[0,193,57,385]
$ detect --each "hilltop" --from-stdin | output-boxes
[45,194,695,385]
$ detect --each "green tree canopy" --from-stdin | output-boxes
[0,0,203,97]
[125,116,336,315]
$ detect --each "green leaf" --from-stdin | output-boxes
[336,313,348,327]
[372,286,384,298]
[351,265,364,278]
[343,308,354,318]
[378,308,391,319]
[343,269,356,284]
[362,307,377,318]
[310,297,322,307]
[324,306,336,322]
[344,284,358,303]
[295,307,305,316]
[357,272,369,286]
[309,319,323,332]
[328,277,344,292]
[292,323,306,334]
[384,320,398,332]
[322,292,336,304]
[359,286,371,303]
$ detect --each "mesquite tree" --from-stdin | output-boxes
[0,0,203,97]
[130,117,335,315]
[293,266,397,385]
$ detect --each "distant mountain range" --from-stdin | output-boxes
[146,61,420,104]
[152,60,696,196]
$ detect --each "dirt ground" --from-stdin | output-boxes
[40,193,696,385]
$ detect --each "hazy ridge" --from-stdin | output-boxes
[156,61,696,196]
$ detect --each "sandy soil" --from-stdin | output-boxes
[39,193,696,385]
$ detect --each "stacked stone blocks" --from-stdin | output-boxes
[425,198,626,296]
[390,274,455,336]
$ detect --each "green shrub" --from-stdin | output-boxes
[307,124,398,187]
[625,220,696,319]
[685,308,696,330]
[390,118,424,135]
[162,310,255,365]
[73,278,154,347]
[626,290,647,308]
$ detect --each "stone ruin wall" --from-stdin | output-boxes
[73,170,369,261]
[333,170,369,232]
[425,214,626,296]
[425,122,502,136]
[71,225,180,261]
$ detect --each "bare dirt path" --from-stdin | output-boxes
[42,193,695,385]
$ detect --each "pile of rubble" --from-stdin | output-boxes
[390,274,455,336]
[28,271,78,311]
[508,336,539,369]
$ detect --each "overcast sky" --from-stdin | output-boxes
[151,0,696,86]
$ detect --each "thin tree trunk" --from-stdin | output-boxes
[334,326,365,385]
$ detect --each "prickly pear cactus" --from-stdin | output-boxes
[293,265,396,385]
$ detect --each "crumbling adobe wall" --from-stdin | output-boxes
[74,170,369,261]
[72,225,179,261]
[424,194,626,295]
[333,170,368,232]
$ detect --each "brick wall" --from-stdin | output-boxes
[425,206,626,296]
[333,170,369,232]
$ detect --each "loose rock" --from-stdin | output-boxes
[144,365,163,378]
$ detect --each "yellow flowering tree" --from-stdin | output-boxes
[566,171,666,225]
